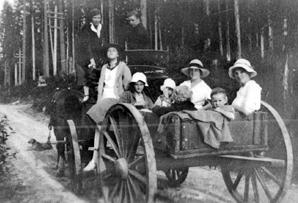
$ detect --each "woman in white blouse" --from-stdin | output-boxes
[229,58,262,115]
[180,59,212,110]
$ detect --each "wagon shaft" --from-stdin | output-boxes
[219,155,285,169]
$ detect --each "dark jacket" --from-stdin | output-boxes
[76,23,105,68]
[152,100,196,117]
[120,90,154,109]
[126,23,150,49]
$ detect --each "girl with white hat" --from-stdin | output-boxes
[179,59,212,110]
[229,58,262,115]
[154,78,176,107]
[120,72,154,109]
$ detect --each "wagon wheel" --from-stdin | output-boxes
[221,101,293,203]
[97,103,157,203]
[165,167,189,187]
[66,120,83,193]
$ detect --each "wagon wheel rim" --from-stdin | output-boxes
[165,168,189,187]
[221,101,293,203]
[97,103,157,203]
[66,120,83,192]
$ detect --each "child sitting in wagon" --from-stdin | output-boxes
[210,87,235,120]
[152,85,196,116]
[154,78,176,107]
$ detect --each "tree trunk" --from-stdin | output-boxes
[22,4,27,83]
[53,5,58,76]
[59,0,66,75]
[31,10,36,81]
[234,0,241,58]
[140,0,147,29]
[225,0,231,61]
[71,0,75,73]
[108,0,115,43]
[43,0,49,77]
[217,0,223,56]
[260,28,264,58]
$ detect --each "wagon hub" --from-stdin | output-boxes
[115,158,128,179]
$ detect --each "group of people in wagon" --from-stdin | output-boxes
[75,8,262,171]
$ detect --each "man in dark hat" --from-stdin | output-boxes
[125,9,150,49]
[76,8,106,105]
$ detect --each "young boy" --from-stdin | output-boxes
[210,87,235,120]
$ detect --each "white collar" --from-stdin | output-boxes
[90,23,102,38]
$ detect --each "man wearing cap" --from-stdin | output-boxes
[180,59,212,110]
[125,9,150,49]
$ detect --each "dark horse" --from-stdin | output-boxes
[48,87,95,176]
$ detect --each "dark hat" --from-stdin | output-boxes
[89,8,101,19]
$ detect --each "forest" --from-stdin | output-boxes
[0,0,298,120]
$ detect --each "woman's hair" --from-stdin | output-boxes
[127,9,142,19]
[88,8,101,21]
[128,81,145,93]
[232,67,251,78]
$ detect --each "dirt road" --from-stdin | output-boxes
[0,103,298,203]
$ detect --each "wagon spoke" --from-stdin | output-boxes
[128,176,141,199]
[129,169,147,185]
[126,134,139,160]
[122,182,129,203]
[244,173,250,202]
[108,116,124,156]
[102,153,116,163]
[109,181,121,200]
[260,167,282,186]
[251,173,260,203]
[103,131,120,158]
[233,170,243,190]
[127,178,135,202]
[254,168,273,201]
[118,181,124,202]
[129,155,145,168]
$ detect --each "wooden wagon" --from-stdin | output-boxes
[65,100,293,203]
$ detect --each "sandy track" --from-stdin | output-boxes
[0,104,86,203]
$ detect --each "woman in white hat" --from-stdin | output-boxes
[120,72,154,109]
[229,58,262,115]
[180,59,212,110]
[154,78,176,107]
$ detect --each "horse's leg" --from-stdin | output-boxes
[54,125,66,177]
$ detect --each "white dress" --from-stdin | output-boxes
[232,80,262,115]
[180,80,212,110]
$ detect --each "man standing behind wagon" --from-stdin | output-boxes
[125,9,150,49]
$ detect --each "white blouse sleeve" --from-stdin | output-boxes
[232,81,262,115]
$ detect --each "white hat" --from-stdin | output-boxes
[131,72,148,86]
[181,59,210,78]
[160,78,176,91]
[228,58,257,79]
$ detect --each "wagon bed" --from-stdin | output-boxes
[65,100,293,203]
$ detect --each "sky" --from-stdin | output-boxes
[0,0,15,13]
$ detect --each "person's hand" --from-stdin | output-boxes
[88,58,96,69]
[82,95,89,103]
